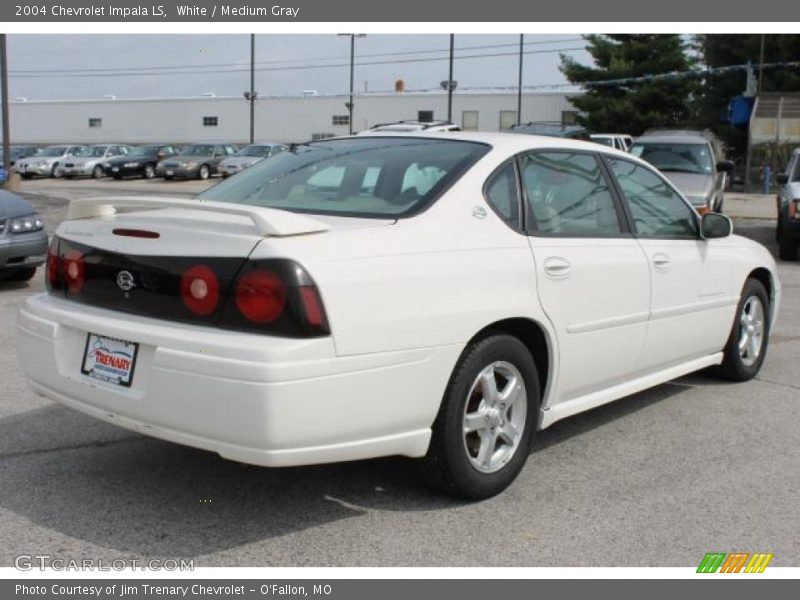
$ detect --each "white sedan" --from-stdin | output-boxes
[17,133,780,499]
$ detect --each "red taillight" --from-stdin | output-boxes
[45,239,60,291]
[235,269,287,323]
[113,228,160,239]
[299,286,325,327]
[180,265,220,316]
[62,249,84,294]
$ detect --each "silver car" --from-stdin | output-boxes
[61,144,132,179]
[631,130,734,214]
[14,145,85,179]
[218,143,287,177]
[0,190,47,282]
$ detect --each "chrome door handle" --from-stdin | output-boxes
[652,253,672,271]
[543,257,572,278]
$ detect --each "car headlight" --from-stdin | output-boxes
[124,162,140,168]
[9,214,44,234]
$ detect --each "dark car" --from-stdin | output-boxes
[104,144,181,180]
[156,143,238,180]
[0,190,48,283]
[0,145,42,167]
[509,122,590,140]
[776,148,800,261]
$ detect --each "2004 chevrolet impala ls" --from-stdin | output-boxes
[17,133,780,499]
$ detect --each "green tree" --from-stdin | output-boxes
[560,35,696,135]
[694,34,800,159]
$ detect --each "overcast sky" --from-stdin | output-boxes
[6,34,591,101]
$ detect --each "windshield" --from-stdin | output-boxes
[40,146,68,157]
[180,145,214,157]
[198,137,489,218]
[237,145,273,157]
[592,137,614,147]
[75,146,109,157]
[631,142,713,174]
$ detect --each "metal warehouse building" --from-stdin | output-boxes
[6,90,578,144]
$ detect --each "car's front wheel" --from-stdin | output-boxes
[422,333,539,500]
[198,165,210,180]
[92,165,104,179]
[143,164,156,179]
[715,278,770,381]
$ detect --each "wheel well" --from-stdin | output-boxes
[470,318,550,397]
[748,268,773,303]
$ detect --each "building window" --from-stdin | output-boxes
[88,118,102,128]
[203,116,219,127]
[417,110,434,123]
[561,111,579,126]
[332,115,350,126]
[499,110,517,132]
[311,133,335,141]
[462,110,479,131]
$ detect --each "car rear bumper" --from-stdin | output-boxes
[0,232,48,270]
[17,294,457,467]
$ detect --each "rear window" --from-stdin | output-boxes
[198,137,489,218]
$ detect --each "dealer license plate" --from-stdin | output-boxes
[81,333,139,387]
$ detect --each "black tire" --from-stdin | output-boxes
[63,174,73,179]
[112,175,123,180]
[198,165,210,180]
[714,278,771,382]
[51,163,60,178]
[20,173,33,180]
[777,227,798,261]
[4,267,36,283]
[92,165,104,179]
[422,333,540,500]
[143,164,156,179]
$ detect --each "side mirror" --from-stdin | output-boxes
[700,213,732,239]
[716,160,735,173]
[776,173,789,185]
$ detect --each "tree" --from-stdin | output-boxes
[560,35,696,135]
[694,34,800,159]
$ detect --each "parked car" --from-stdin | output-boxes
[104,144,181,180]
[17,133,780,499]
[361,120,460,133]
[0,190,47,282]
[61,145,132,179]
[509,122,590,140]
[156,143,238,180]
[631,129,733,214]
[13,144,84,179]
[219,143,287,177]
[0,145,42,168]
[775,148,800,261]
[590,134,632,152]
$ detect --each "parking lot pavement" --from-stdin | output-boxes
[0,187,798,567]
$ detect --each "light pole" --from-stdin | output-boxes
[517,34,524,125]
[1,34,10,181]
[242,34,258,144]
[339,34,365,135]
[447,34,454,122]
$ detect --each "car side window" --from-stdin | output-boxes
[484,161,520,229]
[607,158,698,239]
[519,151,623,236]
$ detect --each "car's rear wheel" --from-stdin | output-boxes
[715,278,770,381]
[2,267,37,283]
[777,226,798,261]
[143,164,156,179]
[198,165,210,180]
[422,333,539,500]
[50,163,60,178]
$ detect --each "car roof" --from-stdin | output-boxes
[333,131,637,158]
[633,135,711,145]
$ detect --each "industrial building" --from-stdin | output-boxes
[6,89,578,144]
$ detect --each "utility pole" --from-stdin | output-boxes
[338,34,365,135]
[758,34,766,94]
[447,34,454,122]
[249,33,255,144]
[1,34,10,181]
[517,34,524,125]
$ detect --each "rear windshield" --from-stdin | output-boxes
[631,142,713,174]
[198,137,489,218]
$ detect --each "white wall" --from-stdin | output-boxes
[6,92,577,144]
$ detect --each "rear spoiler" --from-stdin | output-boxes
[66,196,331,237]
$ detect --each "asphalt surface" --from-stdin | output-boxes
[0,179,798,567]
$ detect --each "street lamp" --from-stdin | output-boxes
[338,33,365,135]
